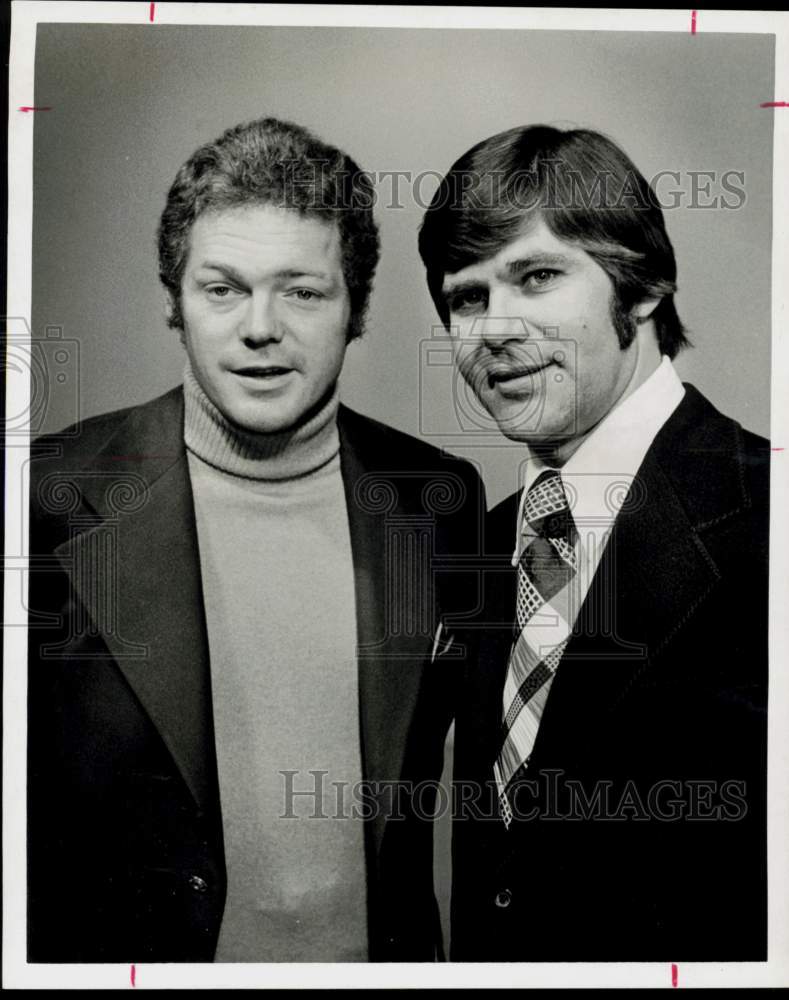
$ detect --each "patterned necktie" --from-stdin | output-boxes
[494,470,578,827]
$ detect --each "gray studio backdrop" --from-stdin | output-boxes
[29,23,775,957]
[32,25,773,508]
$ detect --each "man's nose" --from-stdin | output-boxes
[466,287,531,348]
[240,291,283,346]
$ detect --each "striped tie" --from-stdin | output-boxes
[494,470,578,827]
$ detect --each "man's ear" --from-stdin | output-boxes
[163,288,176,325]
[633,296,661,324]
[163,290,187,345]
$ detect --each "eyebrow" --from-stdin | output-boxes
[195,262,334,283]
[502,252,573,279]
[441,252,573,296]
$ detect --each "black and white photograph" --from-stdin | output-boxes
[5,3,788,989]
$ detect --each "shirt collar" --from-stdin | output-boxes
[512,356,686,565]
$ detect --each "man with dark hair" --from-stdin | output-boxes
[27,116,484,963]
[419,125,769,960]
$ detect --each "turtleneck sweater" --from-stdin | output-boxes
[183,364,367,962]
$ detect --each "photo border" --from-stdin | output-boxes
[5,2,789,989]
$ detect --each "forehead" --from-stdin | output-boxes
[186,204,343,268]
[441,217,593,290]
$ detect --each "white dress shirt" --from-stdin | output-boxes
[511,355,686,653]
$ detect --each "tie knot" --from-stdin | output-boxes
[522,471,572,540]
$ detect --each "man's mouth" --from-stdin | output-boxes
[232,365,293,379]
[487,361,552,389]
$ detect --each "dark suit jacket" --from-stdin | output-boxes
[450,384,769,961]
[27,386,484,963]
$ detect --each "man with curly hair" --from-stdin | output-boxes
[27,116,483,963]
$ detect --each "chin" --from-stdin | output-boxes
[246,417,294,435]
[223,405,292,435]
[494,414,575,446]
[498,428,562,446]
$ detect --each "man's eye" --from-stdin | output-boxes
[448,288,487,314]
[523,269,559,290]
[206,284,237,299]
[289,288,323,303]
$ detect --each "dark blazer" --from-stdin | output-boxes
[27,386,484,963]
[450,384,769,961]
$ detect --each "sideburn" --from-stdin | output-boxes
[609,290,638,350]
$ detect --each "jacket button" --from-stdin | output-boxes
[494,889,512,909]
[188,875,208,893]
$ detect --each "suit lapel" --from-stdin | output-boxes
[529,452,721,767]
[338,408,434,856]
[526,386,745,770]
[54,390,220,822]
